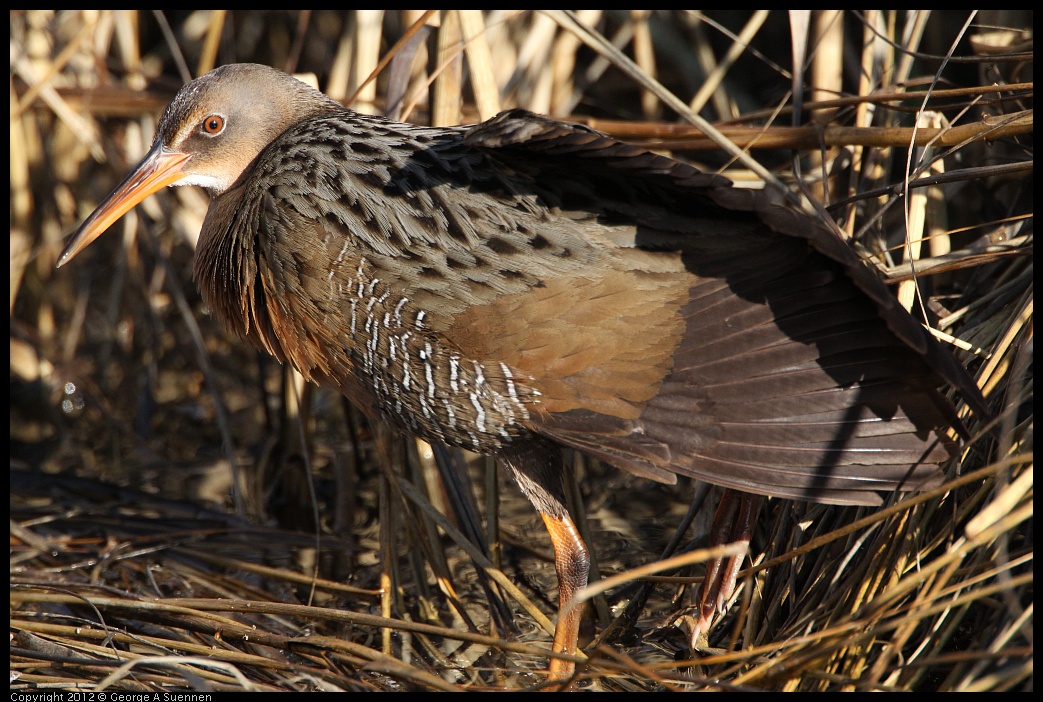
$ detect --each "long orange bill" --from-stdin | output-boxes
[57,143,191,268]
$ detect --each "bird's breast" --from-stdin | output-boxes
[242,232,541,452]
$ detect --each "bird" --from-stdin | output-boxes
[59,63,988,681]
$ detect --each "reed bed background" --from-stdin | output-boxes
[10,10,1032,692]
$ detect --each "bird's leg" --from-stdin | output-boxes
[692,489,762,647]
[500,442,589,681]
[540,511,589,678]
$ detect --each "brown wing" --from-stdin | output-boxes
[463,110,987,506]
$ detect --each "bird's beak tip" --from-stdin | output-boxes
[56,148,190,269]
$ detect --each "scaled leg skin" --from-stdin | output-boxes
[692,490,763,647]
[501,442,590,681]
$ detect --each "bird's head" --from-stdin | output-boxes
[58,63,342,267]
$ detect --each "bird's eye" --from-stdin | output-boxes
[202,115,225,135]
